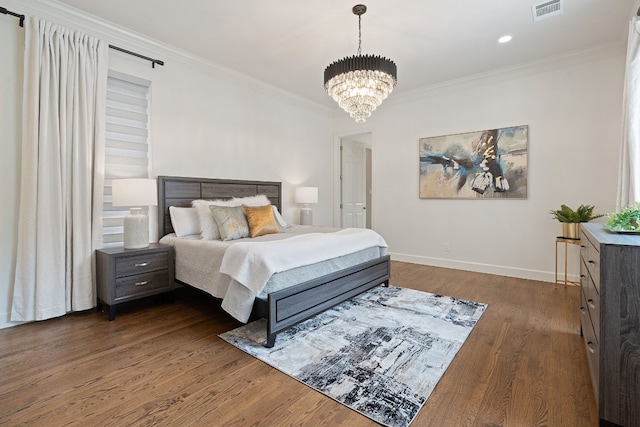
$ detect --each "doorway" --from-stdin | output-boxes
[339,133,372,229]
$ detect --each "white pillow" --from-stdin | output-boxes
[272,205,287,228]
[193,195,271,240]
[192,199,238,240]
[169,207,201,237]
[232,194,270,207]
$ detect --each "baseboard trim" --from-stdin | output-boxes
[388,252,578,284]
[0,311,27,329]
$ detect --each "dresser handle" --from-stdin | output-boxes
[135,262,148,267]
[135,280,150,286]
[587,299,595,309]
[587,341,595,353]
[588,260,595,265]
[580,306,586,314]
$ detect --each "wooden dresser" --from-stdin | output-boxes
[580,223,640,427]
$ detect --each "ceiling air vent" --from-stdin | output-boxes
[532,0,563,22]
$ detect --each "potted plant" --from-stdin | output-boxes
[606,203,640,232]
[549,204,604,239]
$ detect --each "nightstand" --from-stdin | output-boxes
[96,243,175,320]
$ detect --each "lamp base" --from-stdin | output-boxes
[123,207,149,249]
[300,206,313,226]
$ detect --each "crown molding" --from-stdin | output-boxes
[4,0,626,115]
[387,41,627,106]
[3,0,331,116]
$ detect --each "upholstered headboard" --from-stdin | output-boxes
[157,176,282,238]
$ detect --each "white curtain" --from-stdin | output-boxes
[11,18,108,321]
[617,16,640,207]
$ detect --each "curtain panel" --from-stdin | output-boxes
[11,17,108,321]
[618,16,640,208]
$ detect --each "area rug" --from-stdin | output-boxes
[219,285,487,427]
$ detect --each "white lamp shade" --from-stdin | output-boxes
[295,187,318,204]
[112,179,157,207]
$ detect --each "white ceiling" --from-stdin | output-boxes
[54,0,638,108]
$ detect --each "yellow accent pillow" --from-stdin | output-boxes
[244,204,280,238]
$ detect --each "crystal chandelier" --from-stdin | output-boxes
[324,4,397,123]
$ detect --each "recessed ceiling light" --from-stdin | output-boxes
[498,35,512,44]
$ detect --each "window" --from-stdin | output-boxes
[102,71,151,247]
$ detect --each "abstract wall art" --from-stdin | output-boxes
[419,125,528,199]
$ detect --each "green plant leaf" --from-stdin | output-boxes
[606,203,640,231]
[550,204,603,223]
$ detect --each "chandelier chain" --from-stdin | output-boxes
[357,14,362,55]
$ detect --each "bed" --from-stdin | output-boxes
[157,175,390,347]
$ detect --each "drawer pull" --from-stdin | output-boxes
[135,262,149,267]
[135,280,150,286]
[587,299,595,309]
[580,306,586,314]
[588,260,595,265]
[587,341,595,353]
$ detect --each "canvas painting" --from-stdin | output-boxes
[419,125,528,199]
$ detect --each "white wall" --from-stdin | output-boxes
[107,50,335,239]
[0,0,333,328]
[333,47,626,282]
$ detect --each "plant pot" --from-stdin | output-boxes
[561,223,581,239]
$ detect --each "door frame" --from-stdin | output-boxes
[332,129,374,228]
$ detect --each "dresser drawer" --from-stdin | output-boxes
[581,300,599,403]
[584,241,600,293]
[580,258,590,301]
[115,269,172,299]
[586,276,600,343]
[580,283,590,334]
[115,252,169,277]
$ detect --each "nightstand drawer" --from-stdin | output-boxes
[115,269,172,299]
[115,252,169,277]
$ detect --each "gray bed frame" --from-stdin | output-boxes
[157,176,390,347]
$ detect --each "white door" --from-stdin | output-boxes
[341,140,367,228]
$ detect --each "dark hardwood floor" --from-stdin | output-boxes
[0,261,598,426]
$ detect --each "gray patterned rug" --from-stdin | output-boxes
[219,285,487,427]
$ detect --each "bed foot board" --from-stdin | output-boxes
[265,255,390,348]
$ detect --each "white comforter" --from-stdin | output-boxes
[160,226,388,322]
[220,228,387,311]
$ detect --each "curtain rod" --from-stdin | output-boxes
[109,44,164,68]
[0,6,25,27]
[1,6,163,68]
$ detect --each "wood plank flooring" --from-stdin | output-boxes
[0,261,598,426]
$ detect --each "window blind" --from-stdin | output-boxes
[103,71,151,247]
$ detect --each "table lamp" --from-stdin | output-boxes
[295,187,318,226]
[112,178,157,249]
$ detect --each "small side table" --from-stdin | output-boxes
[96,243,175,320]
[555,237,580,287]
